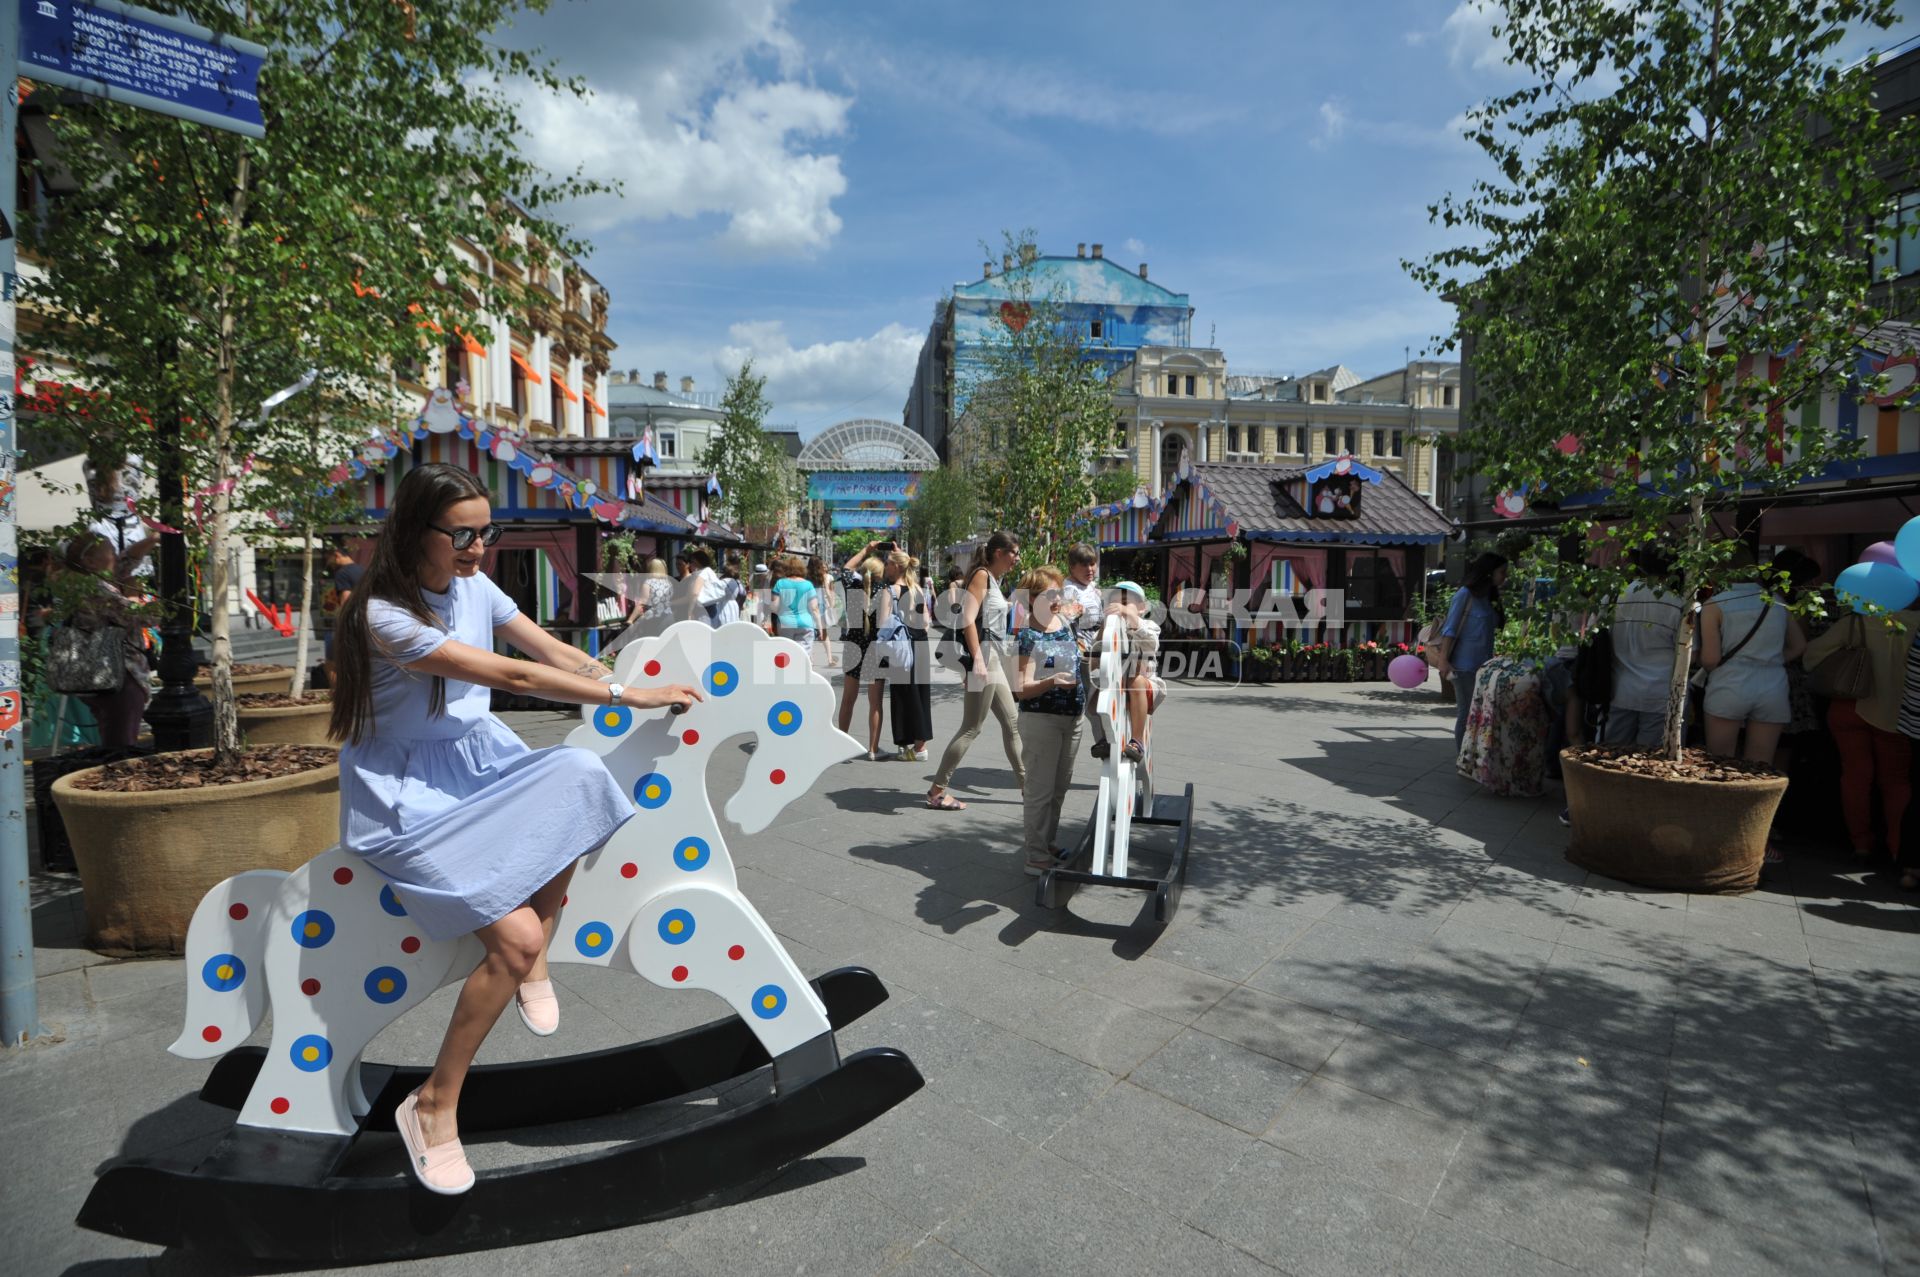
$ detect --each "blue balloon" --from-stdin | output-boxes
[1836,561,1919,614]
[1895,515,1920,580]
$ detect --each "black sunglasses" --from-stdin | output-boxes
[430,522,504,550]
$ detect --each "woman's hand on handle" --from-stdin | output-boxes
[634,683,702,713]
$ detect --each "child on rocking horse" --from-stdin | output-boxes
[1090,581,1165,764]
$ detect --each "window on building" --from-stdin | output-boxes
[1090,319,1104,339]
[1113,421,1129,453]
[1312,382,1328,402]
[550,383,566,430]
[1246,426,1262,454]
[1343,429,1357,455]
[612,418,638,439]
[511,362,528,417]
[443,338,465,391]
[1227,424,1241,454]
[1345,551,1406,612]
[1185,375,1197,396]
[1874,190,1920,279]
[658,429,678,459]
[1323,428,1336,454]
[1372,429,1385,456]
[1391,430,1405,457]
[1161,431,1189,477]
[1443,385,1456,407]
[1165,374,1179,396]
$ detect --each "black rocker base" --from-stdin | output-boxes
[195,965,892,1134]
[77,1046,924,1262]
[1037,783,1195,924]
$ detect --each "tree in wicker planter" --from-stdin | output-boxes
[1412,0,1918,891]
[35,0,603,950]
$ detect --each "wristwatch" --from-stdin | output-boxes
[607,682,625,706]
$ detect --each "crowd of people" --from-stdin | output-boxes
[610,532,1167,877]
[1437,543,1920,885]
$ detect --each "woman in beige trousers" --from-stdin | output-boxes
[926,532,1026,810]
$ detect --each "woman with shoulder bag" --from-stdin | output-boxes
[1808,606,1918,864]
[56,532,151,747]
[926,532,1027,810]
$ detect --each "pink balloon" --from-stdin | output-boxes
[1862,541,1901,567]
[1388,654,1428,689]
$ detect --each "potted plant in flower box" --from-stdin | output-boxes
[1413,0,1917,892]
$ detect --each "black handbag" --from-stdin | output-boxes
[47,625,127,694]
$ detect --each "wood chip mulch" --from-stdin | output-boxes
[196,662,290,678]
[1567,746,1780,783]
[70,746,338,793]
[235,691,331,709]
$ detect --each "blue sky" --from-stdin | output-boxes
[507,0,1920,438]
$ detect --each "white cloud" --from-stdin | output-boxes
[861,46,1234,138]
[1124,237,1147,258]
[715,321,924,428]
[504,1,850,255]
[1440,1,1510,73]
[1310,100,1349,151]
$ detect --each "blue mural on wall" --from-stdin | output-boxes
[949,256,1192,416]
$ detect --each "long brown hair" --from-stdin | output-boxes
[965,530,1017,581]
[329,463,493,745]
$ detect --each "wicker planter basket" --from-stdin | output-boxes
[51,750,340,954]
[1561,749,1787,893]
[236,697,333,746]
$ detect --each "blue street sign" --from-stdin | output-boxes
[19,0,267,139]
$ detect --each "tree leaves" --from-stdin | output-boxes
[1411,0,1918,759]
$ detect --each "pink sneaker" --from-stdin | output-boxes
[516,979,559,1036]
[394,1090,475,1196]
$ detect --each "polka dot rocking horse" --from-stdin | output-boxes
[78,622,924,1263]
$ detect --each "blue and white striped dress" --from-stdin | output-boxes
[339,572,632,941]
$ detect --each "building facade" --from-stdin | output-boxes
[416,228,617,440]
[1107,350,1460,505]
[604,371,726,470]
[904,242,1193,458]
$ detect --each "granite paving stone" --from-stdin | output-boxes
[1126,1025,1310,1134]
[10,684,1919,1276]
[1041,1081,1254,1216]
[1262,1076,1468,1205]
[1191,984,1357,1072]
[1186,1144,1425,1277]
[1428,1132,1652,1274]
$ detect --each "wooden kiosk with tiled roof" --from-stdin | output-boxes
[1084,457,1454,659]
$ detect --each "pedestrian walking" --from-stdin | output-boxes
[926,532,1026,810]
[328,462,700,1195]
[771,555,825,655]
[835,553,888,758]
[1806,603,1918,866]
[1061,543,1107,750]
[57,532,152,747]
[636,557,675,639]
[1434,553,1507,749]
[1012,566,1084,874]
[886,553,933,761]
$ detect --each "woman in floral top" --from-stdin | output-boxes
[1013,565,1086,876]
